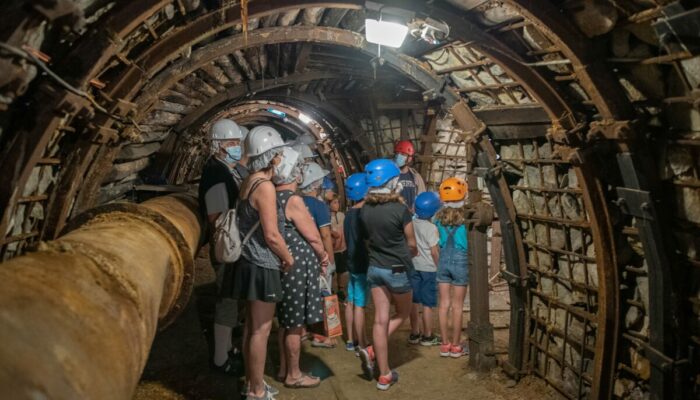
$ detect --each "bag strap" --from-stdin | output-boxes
[238,178,268,245]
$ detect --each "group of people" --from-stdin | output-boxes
[198,118,472,400]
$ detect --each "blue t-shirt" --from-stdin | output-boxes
[398,171,418,211]
[344,208,369,274]
[303,196,331,229]
[435,220,468,251]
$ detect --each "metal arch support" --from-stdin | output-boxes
[501,0,634,120]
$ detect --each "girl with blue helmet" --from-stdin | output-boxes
[358,159,417,391]
[408,192,442,347]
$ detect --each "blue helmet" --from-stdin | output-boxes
[415,191,442,219]
[345,173,368,201]
[364,159,400,188]
[322,176,337,191]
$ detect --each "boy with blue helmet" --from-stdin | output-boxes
[342,172,371,354]
[408,192,442,347]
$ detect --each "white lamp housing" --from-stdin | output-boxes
[364,18,409,48]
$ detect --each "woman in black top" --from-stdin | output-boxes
[358,159,418,391]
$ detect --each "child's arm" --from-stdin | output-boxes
[404,221,418,257]
[430,244,440,266]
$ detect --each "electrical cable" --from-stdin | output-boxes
[0,41,142,133]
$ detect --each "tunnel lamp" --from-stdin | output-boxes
[267,108,287,118]
[298,112,312,124]
[364,18,409,48]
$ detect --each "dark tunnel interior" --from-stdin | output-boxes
[1,1,699,399]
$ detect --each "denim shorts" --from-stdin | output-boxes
[366,266,412,294]
[410,271,437,307]
[347,273,369,307]
[437,247,468,286]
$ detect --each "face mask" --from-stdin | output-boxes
[224,145,241,163]
[273,147,300,184]
[395,153,408,167]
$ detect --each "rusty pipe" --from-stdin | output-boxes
[0,194,201,400]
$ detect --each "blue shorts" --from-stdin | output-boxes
[410,271,437,307]
[347,273,368,307]
[366,266,412,294]
[437,247,468,286]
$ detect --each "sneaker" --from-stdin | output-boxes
[408,333,421,345]
[240,381,279,397]
[245,388,275,400]
[376,370,399,391]
[420,335,440,346]
[211,356,241,376]
[358,345,375,380]
[450,344,469,358]
[345,341,357,352]
[439,343,452,357]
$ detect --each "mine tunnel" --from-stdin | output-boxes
[0,1,699,399]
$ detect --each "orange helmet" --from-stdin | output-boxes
[439,177,468,202]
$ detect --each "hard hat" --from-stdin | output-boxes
[439,177,468,202]
[345,173,368,201]
[364,159,400,188]
[210,119,242,140]
[322,176,337,191]
[300,162,330,189]
[239,126,249,140]
[415,191,442,218]
[245,125,285,157]
[293,143,315,159]
[394,140,415,156]
[299,134,316,146]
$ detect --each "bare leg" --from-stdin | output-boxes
[451,285,468,345]
[388,292,413,338]
[438,283,451,344]
[284,327,306,382]
[371,286,392,377]
[277,327,286,380]
[422,306,434,337]
[243,308,251,385]
[354,306,367,348]
[345,302,354,344]
[247,300,276,397]
[409,303,420,336]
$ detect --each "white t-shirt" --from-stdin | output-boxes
[412,218,439,272]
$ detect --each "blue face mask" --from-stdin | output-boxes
[224,146,242,163]
[395,153,408,167]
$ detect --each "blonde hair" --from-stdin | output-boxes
[365,192,403,205]
[436,205,468,226]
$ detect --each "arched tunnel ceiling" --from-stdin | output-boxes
[1,1,700,399]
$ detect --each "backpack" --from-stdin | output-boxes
[212,179,265,263]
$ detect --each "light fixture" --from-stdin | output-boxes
[266,108,287,118]
[298,112,312,124]
[364,18,408,48]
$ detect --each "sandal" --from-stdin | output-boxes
[311,339,335,349]
[284,373,321,389]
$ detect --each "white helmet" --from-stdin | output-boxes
[298,134,316,146]
[300,161,329,189]
[245,125,285,157]
[210,119,242,140]
[240,126,249,140]
[293,143,315,160]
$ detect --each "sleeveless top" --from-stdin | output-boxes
[239,178,285,270]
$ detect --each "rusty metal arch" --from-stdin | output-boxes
[0,2,634,397]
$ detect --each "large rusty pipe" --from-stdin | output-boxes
[0,194,201,400]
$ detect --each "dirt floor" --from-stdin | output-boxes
[134,252,561,400]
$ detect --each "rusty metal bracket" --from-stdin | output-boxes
[588,119,638,141]
[88,123,119,144]
[640,341,689,373]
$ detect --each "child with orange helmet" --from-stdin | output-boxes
[435,177,470,358]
